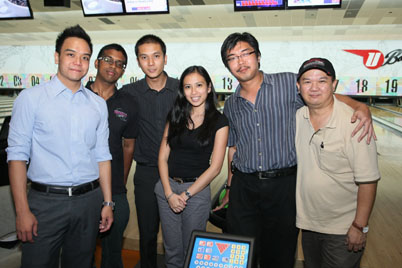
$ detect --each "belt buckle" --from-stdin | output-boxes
[173,177,184,184]
[68,187,73,196]
[258,171,273,179]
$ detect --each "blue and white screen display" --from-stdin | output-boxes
[188,237,250,268]
[287,0,341,7]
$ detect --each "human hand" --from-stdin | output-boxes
[350,104,376,144]
[99,206,114,232]
[168,193,186,213]
[212,190,229,212]
[346,225,367,252]
[16,210,38,242]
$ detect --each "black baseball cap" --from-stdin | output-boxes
[297,58,336,81]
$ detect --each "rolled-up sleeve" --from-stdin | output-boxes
[6,91,35,163]
[95,99,112,162]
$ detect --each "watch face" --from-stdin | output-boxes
[363,226,369,233]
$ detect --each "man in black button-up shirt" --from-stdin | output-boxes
[121,35,179,268]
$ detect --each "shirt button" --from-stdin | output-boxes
[256,123,260,126]
[254,109,257,112]
[258,138,261,142]
[258,166,262,170]
[259,152,262,156]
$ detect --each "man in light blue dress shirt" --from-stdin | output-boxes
[6,25,114,268]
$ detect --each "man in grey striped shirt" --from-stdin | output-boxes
[214,32,374,268]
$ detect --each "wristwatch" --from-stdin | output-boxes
[224,183,231,190]
[352,221,369,233]
[185,190,192,199]
[102,201,115,211]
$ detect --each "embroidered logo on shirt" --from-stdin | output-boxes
[114,108,127,122]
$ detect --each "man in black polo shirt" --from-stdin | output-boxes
[121,35,179,268]
[86,43,139,268]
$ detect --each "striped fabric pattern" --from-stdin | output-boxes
[224,72,304,173]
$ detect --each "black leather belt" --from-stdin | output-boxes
[30,179,99,196]
[233,165,297,179]
[171,177,197,184]
[136,162,157,167]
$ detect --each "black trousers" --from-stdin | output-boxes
[226,170,299,268]
[22,187,103,268]
[134,165,160,268]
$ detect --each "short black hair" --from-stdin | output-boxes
[221,32,261,69]
[55,25,92,55]
[135,34,166,57]
[97,43,128,65]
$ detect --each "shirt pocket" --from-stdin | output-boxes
[75,105,101,149]
[318,149,351,175]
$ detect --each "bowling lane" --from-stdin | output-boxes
[375,104,402,114]
[370,106,402,127]
[362,122,402,268]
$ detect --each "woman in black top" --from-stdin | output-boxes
[155,66,229,268]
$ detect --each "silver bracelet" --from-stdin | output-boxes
[166,192,174,201]
[102,201,115,210]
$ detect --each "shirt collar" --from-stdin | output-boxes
[49,75,88,98]
[233,71,267,101]
[139,71,176,93]
[303,95,338,129]
[85,80,118,100]
[326,96,339,129]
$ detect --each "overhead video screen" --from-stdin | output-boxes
[234,0,285,11]
[123,0,169,15]
[0,0,33,20]
[80,0,124,16]
[287,0,342,9]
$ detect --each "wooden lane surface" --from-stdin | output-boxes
[360,124,402,268]
[375,104,402,113]
[370,106,402,127]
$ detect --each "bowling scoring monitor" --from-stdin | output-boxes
[184,230,255,268]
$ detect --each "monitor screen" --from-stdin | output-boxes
[287,0,342,9]
[184,231,255,268]
[0,0,33,20]
[234,0,285,12]
[80,0,124,16]
[123,0,169,15]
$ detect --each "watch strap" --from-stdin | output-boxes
[102,201,115,210]
[352,221,369,233]
[185,190,192,199]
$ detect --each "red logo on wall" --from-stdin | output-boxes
[344,49,402,70]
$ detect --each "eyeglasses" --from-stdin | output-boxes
[98,56,126,69]
[226,51,256,63]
